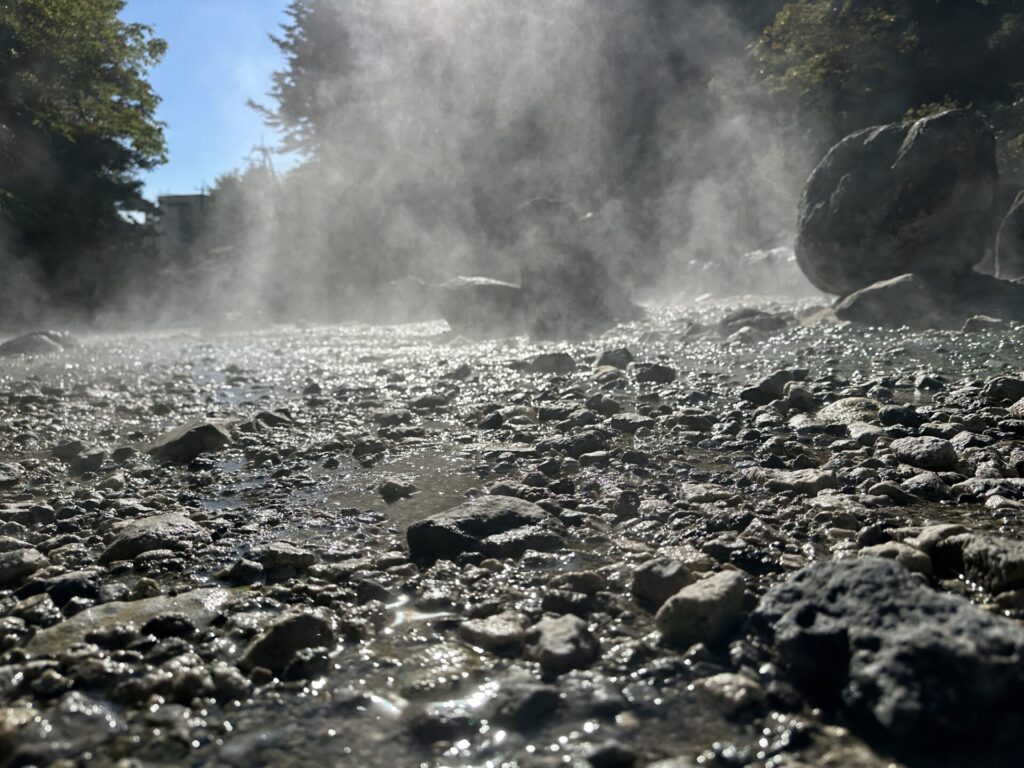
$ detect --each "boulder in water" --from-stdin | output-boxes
[796,109,998,295]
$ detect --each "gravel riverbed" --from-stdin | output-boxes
[2,299,1023,768]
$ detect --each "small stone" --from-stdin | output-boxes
[0,548,48,587]
[100,513,210,563]
[527,352,576,375]
[458,612,527,652]
[524,614,599,675]
[379,478,418,503]
[655,571,747,647]
[858,542,933,576]
[632,558,695,608]
[889,436,959,472]
[239,610,335,674]
[145,420,232,462]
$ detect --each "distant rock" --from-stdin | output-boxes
[434,276,526,337]
[753,558,1024,759]
[796,109,997,295]
[407,496,565,562]
[526,352,576,375]
[0,330,78,357]
[145,419,232,462]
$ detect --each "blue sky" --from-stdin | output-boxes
[120,1,294,200]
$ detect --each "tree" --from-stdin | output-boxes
[754,1,1024,173]
[0,0,167,306]
[250,0,354,158]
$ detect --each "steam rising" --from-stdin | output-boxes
[10,1,815,330]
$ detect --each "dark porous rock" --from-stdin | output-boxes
[931,533,1024,594]
[407,496,565,562]
[527,352,576,375]
[145,420,233,463]
[996,189,1024,280]
[835,271,1024,329]
[753,558,1024,759]
[100,513,211,563]
[796,109,997,295]
[239,610,335,674]
[524,614,599,675]
[889,436,959,472]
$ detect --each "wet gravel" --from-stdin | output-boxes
[1,299,1024,768]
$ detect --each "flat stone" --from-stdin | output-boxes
[407,496,564,562]
[27,588,231,656]
[0,548,48,587]
[145,420,232,463]
[750,468,837,495]
[458,612,527,653]
[655,570,746,647]
[100,513,211,563]
[524,614,599,675]
[889,436,959,471]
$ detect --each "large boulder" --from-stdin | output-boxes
[0,331,77,357]
[796,109,998,295]
[996,190,1024,279]
[753,558,1024,760]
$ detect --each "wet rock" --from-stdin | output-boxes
[608,412,654,433]
[458,611,527,653]
[634,363,677,385]
[524,614,599,675]
[817,397,879,425]
[217,558,264,584]
[696,672,767,717]
[0,547,48,587]
[407,496,565,562]
[901,471,950,501]
[932,533,1024,593]
[488,680,560,728]
[796,109,997,295]
[27,588,231,656]
[146,420,232,462]
[655,571,746,647]
[0,462,24,488]
[100,513,210,563]
[858,542,932,576]
[585,740,637,768]
[239,610,335,674]
[753,558,1024,757]
[962,315,1007,333]
[632,558,695,608]
[254,541,316,576]
[596,348,634,369]
[740,369,807,405]
[527,352,576,375]
[751,468,837,495]
[380,478,418,502]
[0,331,70,357]
[889,436,958,471]
[539,429,608,459]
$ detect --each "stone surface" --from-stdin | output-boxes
[100,513,211,563]
[27,588,231,656]
[239,610,335,674]
[932,533,1024,593]
[458,612,527,653]
[524,614,599,675]
[407,496,565,562]
[655,570,746,647]
[0,548,48,587]
[631,558,695,608]
[996,190,1024,280]
[145,420,232,462]
[889,436,958,471]
[796,109,997,295]
[753,558,1024,756]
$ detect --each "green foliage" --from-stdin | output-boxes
[250,0,354,157]
[754,0,1024,174]
[0,0,166,302]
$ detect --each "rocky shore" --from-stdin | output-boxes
[1,303,1023,767]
